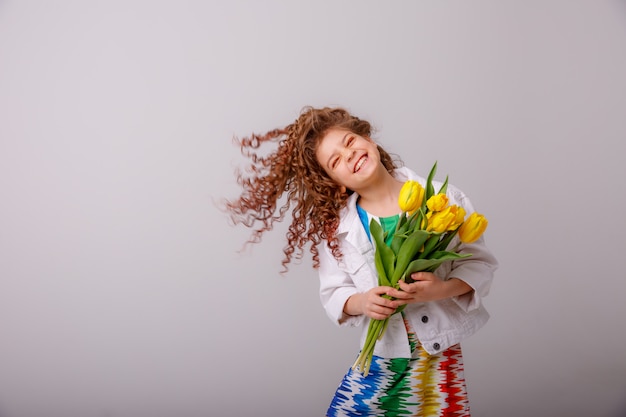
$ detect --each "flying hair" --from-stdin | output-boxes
[222,106,400,273]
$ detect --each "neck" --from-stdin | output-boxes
[356,170,404,217]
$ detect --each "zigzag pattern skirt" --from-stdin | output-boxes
[326,315,470,417]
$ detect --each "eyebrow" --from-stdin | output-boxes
[326,132,352,169]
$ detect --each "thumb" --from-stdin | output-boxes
[410,272,427,281]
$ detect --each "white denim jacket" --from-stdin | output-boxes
[318,167,498,357]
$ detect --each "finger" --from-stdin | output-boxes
[375,285,395,294]
[390,298,409,309]
[367,304,395,319]
[410,272,435,282]
[385,288,410,300]
[373,294,398,309]
[394,281,420,295]
[369,311,391,320]
[409,272,425,281]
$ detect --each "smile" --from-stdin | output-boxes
[354,155,367,173]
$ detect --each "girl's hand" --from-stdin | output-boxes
[344,286,399,320]
[386,272,472,307]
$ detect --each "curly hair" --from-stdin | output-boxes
[223,106,400,273]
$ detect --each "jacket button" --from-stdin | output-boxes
[433,343,440,351]
[421,315,429,323]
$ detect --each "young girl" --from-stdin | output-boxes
[224,106,498,416]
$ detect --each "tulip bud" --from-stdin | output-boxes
[398,180,425,213]
[458,212,488,244]
[426,194,448,212]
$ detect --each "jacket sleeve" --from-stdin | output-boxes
[446,185,499,312]
[317,241,367,328]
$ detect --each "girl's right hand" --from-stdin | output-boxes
[344,286,398,320]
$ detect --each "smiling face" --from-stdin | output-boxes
[315,128,382,192]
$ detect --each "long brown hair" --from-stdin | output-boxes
[223,106,400,272]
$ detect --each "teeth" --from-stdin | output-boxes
[354,156,366,172]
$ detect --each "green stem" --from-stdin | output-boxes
[377,317,390,341]
[352,318,386,375]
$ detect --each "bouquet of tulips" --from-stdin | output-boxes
[352,162,489,376]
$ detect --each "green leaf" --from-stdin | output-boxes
[390,233,405,255]
[390,230,431,284]
[370,219,396,283]
[404,251,471,277]
[426,161,437,201]
[412,209,426,232]
[374,246,392,287]
[404,258,449,275]
[406,207,420,226]
[428,251,472,261]
[419,233,442,259]
[438,175,449,195]
[391,218,411,255]
[396,212,408,231]
[432,229,458,253]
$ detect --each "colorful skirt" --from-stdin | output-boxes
[326,316,470,417]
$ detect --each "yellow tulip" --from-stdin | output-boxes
[398,180,425,213]
[426,194,449,212]
[458,212,488,244]
[450,205,466,230]
[426,205,458,233]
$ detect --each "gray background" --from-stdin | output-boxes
[1,1,625,416]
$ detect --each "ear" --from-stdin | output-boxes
[340,185,347,194]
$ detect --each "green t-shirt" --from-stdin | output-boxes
[357,205,399,246]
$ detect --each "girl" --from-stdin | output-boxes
[224,106,498,416]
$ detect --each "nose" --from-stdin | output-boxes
[342,149,355,163]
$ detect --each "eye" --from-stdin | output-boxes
[347,136,355,146]
[331,157,339,169]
